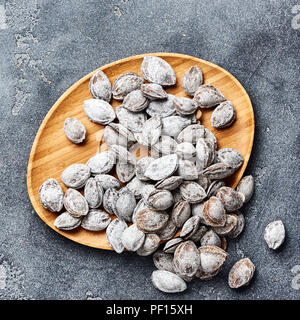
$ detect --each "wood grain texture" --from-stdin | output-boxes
[27,52,255,250]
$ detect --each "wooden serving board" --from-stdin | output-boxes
[27,53,255,250]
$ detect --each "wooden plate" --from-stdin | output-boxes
[27,53,254,250]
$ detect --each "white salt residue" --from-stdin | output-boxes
[0,255,29,299]
[200,251,226,273]
[0,264,7,289]
[113,5,123,16]
[86,291,103,300]
[291,265,300,290]
[0,5,8,30]
[12,87,31,116]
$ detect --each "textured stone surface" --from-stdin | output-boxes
[0,0,299,300]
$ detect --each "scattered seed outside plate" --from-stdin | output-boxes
[27,53,255,250]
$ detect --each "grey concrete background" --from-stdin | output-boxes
[0,0,299,300]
